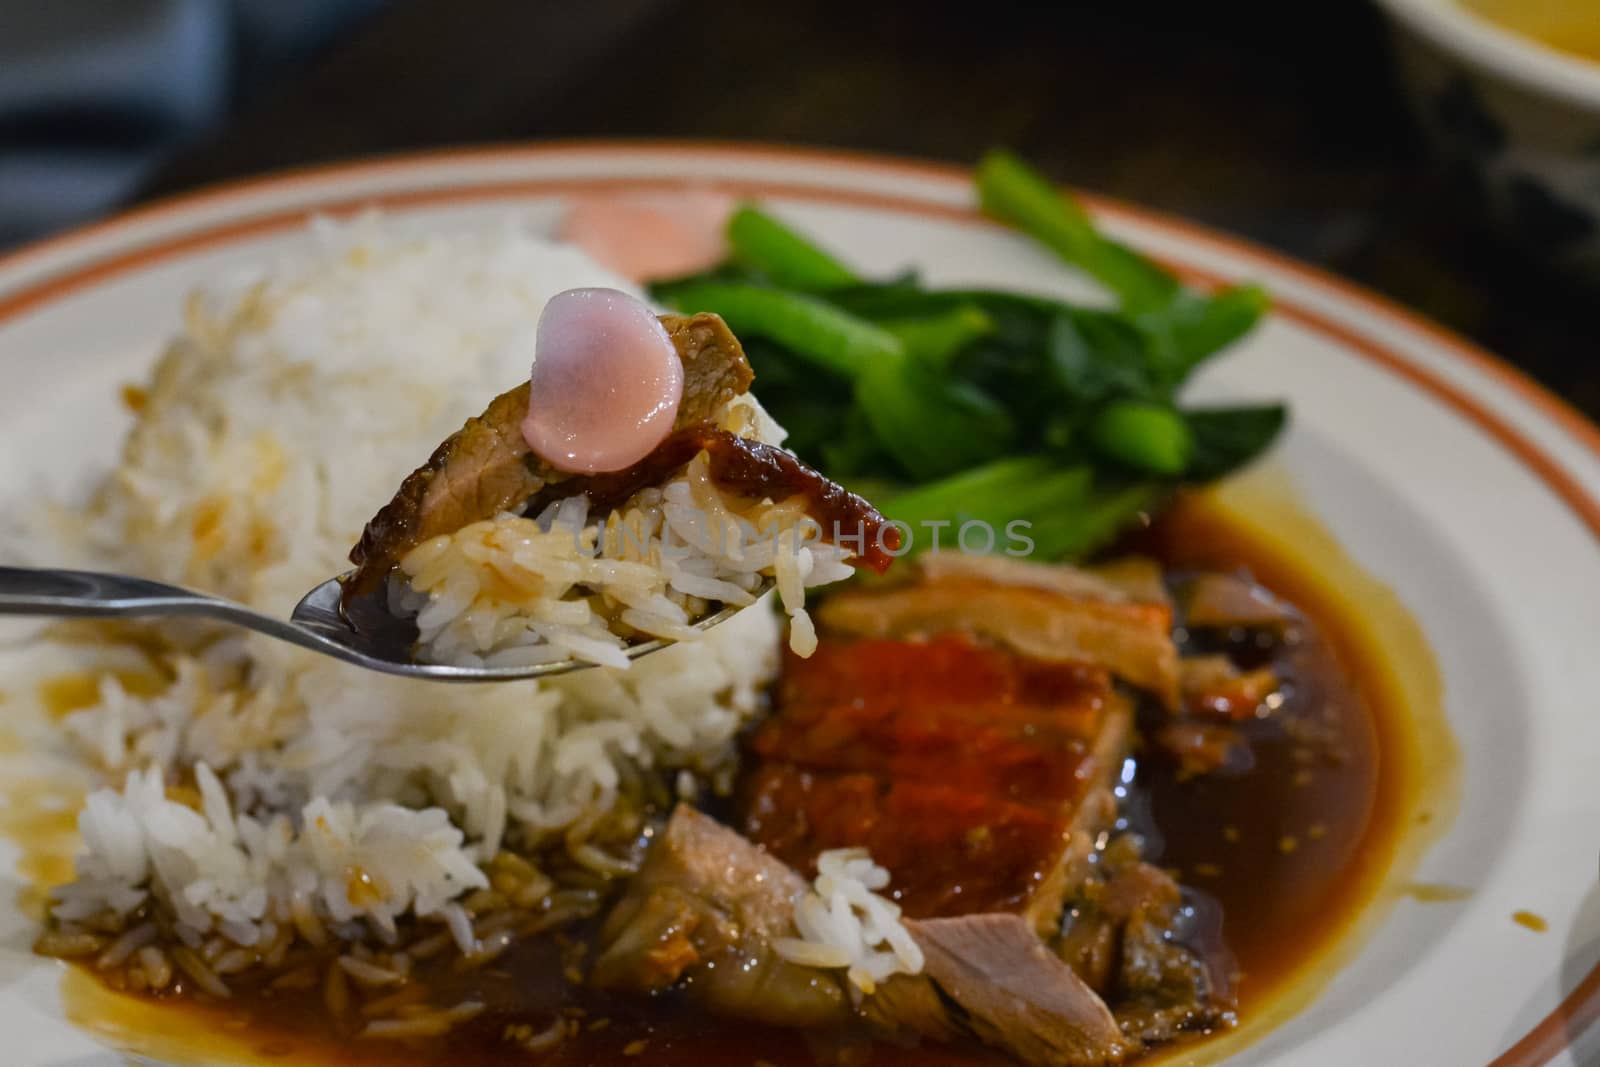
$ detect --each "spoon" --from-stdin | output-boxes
[0,566,768,682]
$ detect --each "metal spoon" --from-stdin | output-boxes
[0,566,767,682]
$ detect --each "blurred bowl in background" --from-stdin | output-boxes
[1374,0,1600,281]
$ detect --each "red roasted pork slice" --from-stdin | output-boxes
[751,637,1110,808]
[742,764,1082,924]
[817,567,1179,705]
[776,634,1112,731]
[740,630,1131,939]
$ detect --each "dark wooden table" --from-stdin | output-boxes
[138,0,1598,416]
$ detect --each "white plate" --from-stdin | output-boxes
[1,144,1597,1067]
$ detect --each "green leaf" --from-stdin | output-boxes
[884,459,1091,538]
[1184,404,1287,479]
[857,354,1015,481]
[1022,482,1166,561]
[726,205,860,290]
[826,284,1074,355]
[654,170,1283,561]
[1087,400,1194,476]
[876,305,996,370]
[893,466,1159,562]
[655,281,901,379]
[732,338,842,461]
[649,263,768,298]
[1137,283,1269,385]
[1047,310,1156,402]
[975,150,1180,313]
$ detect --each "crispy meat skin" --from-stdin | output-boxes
[752,638,1109,806]
[345,312,753,593]
[742,632,1131,937]
[817,576,1178,705]
[776,634,1111,725]
[744,764,1080,921]
[916,553,1166,606]
[345,310,899,613]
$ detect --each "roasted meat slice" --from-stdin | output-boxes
[1178,654,1280,720]
[751,638,1111,807]
[1178,571,1296,631]
[916,552,1167,606]
[741,631,1130,938]
[721,561,1231,1060]
[1152,721,1251,778]
[589,805,850,1029]
[348,311,753,594]
[898,914,1128,1067]
[343,309,900,625]
[592,807,1129,1067]
[743,764,1111,927]
[1063,860,1237,1045]
[817,562,1178,705]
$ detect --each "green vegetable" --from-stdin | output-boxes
[1136,284,1270,387]
[655,280,900,379]
[820,408,888,477]
[877,305,995,369]
[1046,310,1154,402]
[646,151,1287,562]
[857,353,1015,482]
[1185,404,1287,480]
[884,462,1158,561]
[726,206,859,290]
[1023,483,1165,560]
[1087,400,1194,476]
[885,459,1092,535]
[975,150,1179,313]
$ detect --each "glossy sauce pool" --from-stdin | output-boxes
[1126,500,1397,1023]
[37,480,1454,1067]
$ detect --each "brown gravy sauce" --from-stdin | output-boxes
[1132,471,1458,1064]
[14,470,1456,1067]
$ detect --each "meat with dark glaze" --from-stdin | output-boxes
[346,312,753,596]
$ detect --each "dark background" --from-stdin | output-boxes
[48,0,1600,415]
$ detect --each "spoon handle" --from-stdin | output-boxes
[0,566,222,617]
[0,565,391,669]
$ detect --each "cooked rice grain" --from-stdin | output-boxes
[776,848,923,996]
[7,218,787,1014]
[397,453,853,669]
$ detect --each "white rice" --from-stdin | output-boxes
[396,453,854,668]
[774,848,924,996]
[0,216,789,951]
